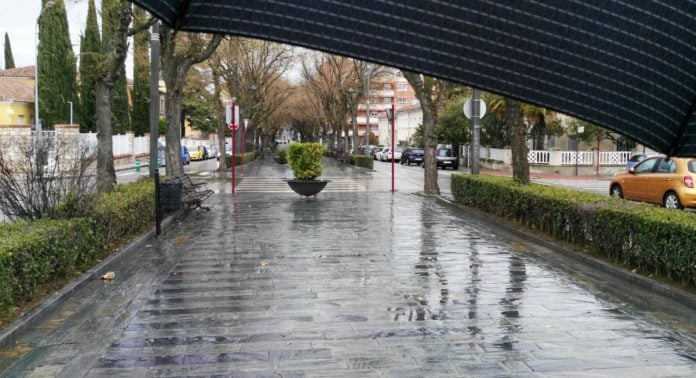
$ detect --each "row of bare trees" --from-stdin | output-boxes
[2,1,538,219]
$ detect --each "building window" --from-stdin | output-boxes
[17,115,25,124]
[396,97,407,105]
[383,83,391,90]
[397,83,408,91]
[384,97,392,104]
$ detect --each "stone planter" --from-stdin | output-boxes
[286,180,330,197]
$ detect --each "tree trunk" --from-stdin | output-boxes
[95,82,116,192]
[508,98,529,184]
[165,82,185,176]
[531,114,546,150]
[422,105,440,194]
[351,101,358,154]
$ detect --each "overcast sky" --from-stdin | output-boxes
[1,0,135,77]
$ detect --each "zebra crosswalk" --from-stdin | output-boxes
[234,177,365,193]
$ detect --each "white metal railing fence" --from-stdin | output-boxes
[600,151,631,165]
[528,150,550,164]
[133,135,150,155]
[561,151,594,165]
[112,134,130,156]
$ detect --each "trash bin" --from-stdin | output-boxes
[159,179,182,211]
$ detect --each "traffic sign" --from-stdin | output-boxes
[228,123,239,131]
[463,98,487,119]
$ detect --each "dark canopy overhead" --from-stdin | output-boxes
[131,0,696,156]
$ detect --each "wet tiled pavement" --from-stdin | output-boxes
[1,158,696,377]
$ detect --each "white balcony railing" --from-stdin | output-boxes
[561,151,594,165]
[528,150,551,164]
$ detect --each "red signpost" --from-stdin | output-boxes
[229,122,239,194]
[227,101,239,194]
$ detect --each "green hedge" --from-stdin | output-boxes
[93,179,155,244]
[451,174,696,286]
[0,179,156,317]
[224,151,258,167]
[350,154,374,169]
[0,218,103,316]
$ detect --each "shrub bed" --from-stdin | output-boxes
[224,151,258,167]
[0,179,156,317]
[350,154,374,169]
[451,174,696,286]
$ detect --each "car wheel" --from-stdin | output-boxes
[663,192,683,210]
[610,184,623,199]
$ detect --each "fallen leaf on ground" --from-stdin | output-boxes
[100,272,115,280]
[512,243,529,253]
[171,272,182,276]
[260,261,269,267]
[172,234,189,244]
[0,344,32,358]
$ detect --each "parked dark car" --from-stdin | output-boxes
[401,147,424,165]
[436,148,459,169]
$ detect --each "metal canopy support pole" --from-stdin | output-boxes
[149,22,160,177]
[391,101,395,193]
[471,88,481,175]
[232,101,236,195]
[365,70,371,148]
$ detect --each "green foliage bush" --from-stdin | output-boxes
[350,154,374,169]
[224,151,258,167]
[276,148,287,159]
[288,143,325,180]
[0,179,156,317]
[451,174,696,286]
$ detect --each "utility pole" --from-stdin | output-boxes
[149,22,160,177]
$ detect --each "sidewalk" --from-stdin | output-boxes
[1,158,695,377]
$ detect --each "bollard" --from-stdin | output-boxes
[154,169,161,236]
[135,159,141,173]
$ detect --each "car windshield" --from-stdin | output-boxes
[689,160,696,173]
[413,149,424,154]
[628,154,645,162]
[437,149,453,157]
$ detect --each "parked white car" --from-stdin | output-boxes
[388,147,403,162]
[375,147,390,161]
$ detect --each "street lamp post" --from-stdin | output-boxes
[346,87,356,155]
[34,1,55,133]
[385,102,395,193]
[67,101,73,125]
[575,126,585,176]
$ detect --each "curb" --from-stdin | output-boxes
[0,212,181,349]
[433,195,696,310]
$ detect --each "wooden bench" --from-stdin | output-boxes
[169,174,214,211]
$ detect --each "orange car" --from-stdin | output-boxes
[610,156,696,209]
